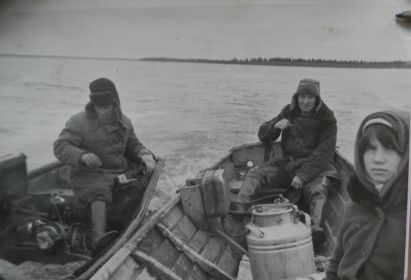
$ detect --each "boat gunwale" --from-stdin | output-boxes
[88,194,181,280]
[76,157,165,280]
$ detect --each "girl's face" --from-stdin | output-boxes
[363,138,402,185]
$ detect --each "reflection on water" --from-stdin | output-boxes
[0,58,410,208]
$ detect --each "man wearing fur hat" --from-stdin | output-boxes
[238,78,339,253]
[54,78,156,251]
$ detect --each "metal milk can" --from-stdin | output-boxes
[246,203,315,280]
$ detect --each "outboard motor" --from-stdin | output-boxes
[26,218,89,253]
[27,219,66,251]
[47,192,73,221]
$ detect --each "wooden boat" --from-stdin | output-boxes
[395,11,411,22]
[0,153,164,280]
[87,142,354,280]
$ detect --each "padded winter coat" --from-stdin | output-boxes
[258,92,337,183]
[54,103,152,205]
[325,110,409,280]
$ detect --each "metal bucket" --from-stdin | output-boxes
[246,203,315,280]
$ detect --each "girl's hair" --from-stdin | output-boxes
[359,124,402,155]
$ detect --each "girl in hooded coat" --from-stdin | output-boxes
[325,110,409,280]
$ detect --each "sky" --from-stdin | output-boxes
[0,0,410,61]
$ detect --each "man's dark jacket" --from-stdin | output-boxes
[258,92,337,183]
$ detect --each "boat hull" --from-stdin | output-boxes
[0,153,164,279]
[89,142,353,280]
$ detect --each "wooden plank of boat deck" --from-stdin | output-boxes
[136,227,164,255]
[187,265,210,280]
[117,228,165,280]
[215,246,240,278]
[187,236,225,280]
[171,229,209,279]
[135,267,156,280]
[135,204,185,266]
[145,207,196,271]
[161,205,185,229]
[171,215,197,242]
[152,238,181,268]
[108,256,141,280]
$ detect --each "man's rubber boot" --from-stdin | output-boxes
[91,200,118,257]
[310,198,327,255]
[238,174,262,203]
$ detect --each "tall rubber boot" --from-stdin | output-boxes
[310,198,327,255]
[91,200,118,256]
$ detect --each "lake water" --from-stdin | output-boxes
[1,57,410,208]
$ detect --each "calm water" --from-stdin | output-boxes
[1,57,410,207]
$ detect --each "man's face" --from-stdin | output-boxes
[297,94,316,112]
[95,104,114,123]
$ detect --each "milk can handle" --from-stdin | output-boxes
[273,194,289,204]
[246,223,265,238]
[297,211,311,227]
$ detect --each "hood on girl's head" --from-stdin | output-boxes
[354,110,410,197]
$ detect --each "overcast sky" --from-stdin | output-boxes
[0,0,410,61]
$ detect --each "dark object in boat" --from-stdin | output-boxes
[0,153,163,279]
[396,11,411,21]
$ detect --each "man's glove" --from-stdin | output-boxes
[290,176,304,189]
[274,119,291,130]
[141,155,156,176]
[80,153,102,168]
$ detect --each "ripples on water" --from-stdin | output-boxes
[0,58,410,208]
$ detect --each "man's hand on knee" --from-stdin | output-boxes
[291,176,304,189]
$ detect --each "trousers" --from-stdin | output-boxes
[238,160,338,229]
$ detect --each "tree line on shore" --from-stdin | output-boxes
[141,57,411,69]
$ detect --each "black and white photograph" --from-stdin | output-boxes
[0,0,410,279]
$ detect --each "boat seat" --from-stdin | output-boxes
[0,153,28,202]
[200,169,231,217]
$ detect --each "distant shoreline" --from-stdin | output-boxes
[0,53,410,69]
[141,57,411,69]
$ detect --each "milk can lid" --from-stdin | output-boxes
[251,203,296,216]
